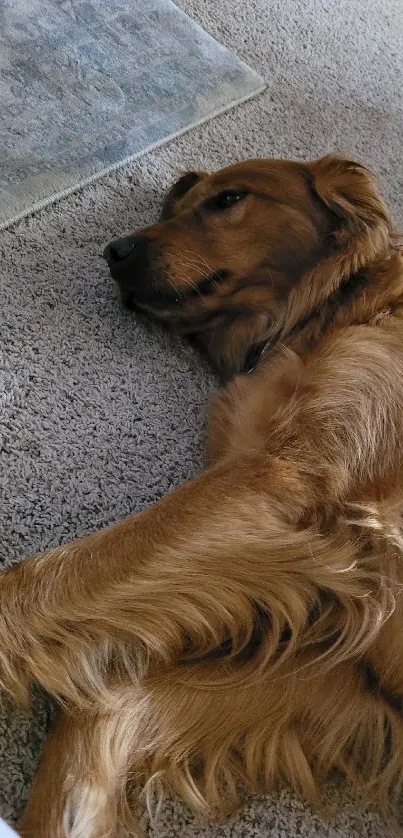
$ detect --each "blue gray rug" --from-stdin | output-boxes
[0,0,264,230]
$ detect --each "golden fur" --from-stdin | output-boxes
[2,155,403,837]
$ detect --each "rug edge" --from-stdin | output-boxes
[0,82,266,233]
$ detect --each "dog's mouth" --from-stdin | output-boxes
[119,291,143,312]
[104,234,180,312]
[104,234,232,319]
[118,291,175,319]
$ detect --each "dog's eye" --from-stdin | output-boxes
[206,189,247,212]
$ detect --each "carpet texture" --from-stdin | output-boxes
[0,0,402,834]
[0,0,263,230]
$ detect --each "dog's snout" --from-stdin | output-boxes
[103,231,166,309]
[103,235,143,264]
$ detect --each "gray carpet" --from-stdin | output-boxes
[0,0,402,834]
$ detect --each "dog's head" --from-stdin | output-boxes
[104,156,390,377]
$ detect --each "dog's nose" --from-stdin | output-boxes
[103,236,141,263]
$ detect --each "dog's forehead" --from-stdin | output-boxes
[215,158,307,192]
[181,158,306,209]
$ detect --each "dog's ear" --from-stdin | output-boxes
[161,171,208,220]
[283,156,392,337]
[308,155,390,253]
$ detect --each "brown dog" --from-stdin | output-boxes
[2,155,403,837]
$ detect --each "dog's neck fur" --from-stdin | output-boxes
[240,252,403,378]
[241,265,372,374]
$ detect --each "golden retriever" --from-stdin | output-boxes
[1,154,403,837]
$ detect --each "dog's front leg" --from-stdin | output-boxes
[18,704,137,838]
[0,456,310,709]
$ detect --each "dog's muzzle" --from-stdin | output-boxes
[103,234,170,309]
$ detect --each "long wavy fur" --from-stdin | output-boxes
[2,155,403,837]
